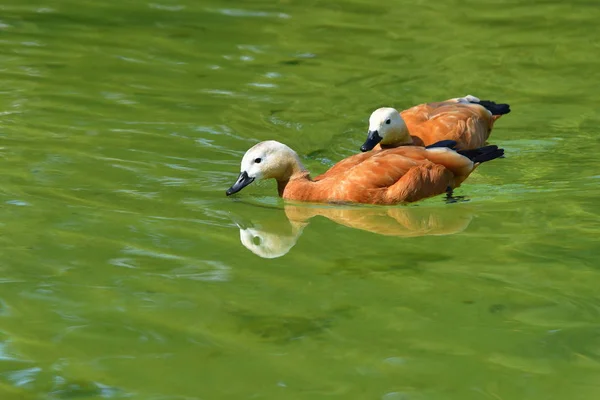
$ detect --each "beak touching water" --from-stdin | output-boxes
[226,171,255,196]
[360,130,382,152]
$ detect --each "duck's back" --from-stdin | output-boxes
[286,147,470,204]
[338,148,456,203]
[312,151,373,181]
[401,101,493,149]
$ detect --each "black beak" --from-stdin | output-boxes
[226,171,255,196]
[360,130,382,152]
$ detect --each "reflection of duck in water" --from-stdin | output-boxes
[284,204,473,237]
[233,211,308,259]
[233,204,474,258]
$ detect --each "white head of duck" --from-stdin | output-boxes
[362,107,411,151]
[225,140,306,196]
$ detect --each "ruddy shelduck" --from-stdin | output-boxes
[226,139,504,205]
[360,95,511,152]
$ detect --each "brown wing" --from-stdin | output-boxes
[285,147,473,205]
[400,103,439,124]
[382,163,454,204]
[312,151,373,181]
[403,102,494,149]
[400,99,472,125]
[316,147,452,204]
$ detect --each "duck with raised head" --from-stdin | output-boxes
[360,95,510,152]
[226,140,504,205]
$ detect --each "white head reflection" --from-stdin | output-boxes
[239,225,306,259]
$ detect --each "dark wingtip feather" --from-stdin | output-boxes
[458,146,505,164]
[457,145,498,159]
[472,148,504,163]
[469,99,511,115]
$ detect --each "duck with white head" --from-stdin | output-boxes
[226,139,505,205]
[360,95,511,152]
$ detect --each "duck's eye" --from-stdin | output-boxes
[254,158,262,164]
[385,119,391,125]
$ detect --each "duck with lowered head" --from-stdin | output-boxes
[360,95,510,152]
[226,139,504,205]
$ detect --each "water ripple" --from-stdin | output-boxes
[210,8,291,19]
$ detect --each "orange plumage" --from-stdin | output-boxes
[361,95,511,153]
[226,140,504,205]
[398,101,497,148]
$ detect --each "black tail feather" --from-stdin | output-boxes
[469,99,511,116]
[425,140,505,164]
[458,146,504,164]
[456,145,498,159]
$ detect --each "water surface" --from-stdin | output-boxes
[1,0,600,399]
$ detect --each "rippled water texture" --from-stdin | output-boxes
[1,0,600,399]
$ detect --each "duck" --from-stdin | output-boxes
[360,95,510,152]
[225,139,504,205]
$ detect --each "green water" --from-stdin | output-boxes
[1,0,600,398]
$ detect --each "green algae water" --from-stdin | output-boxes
[1,0,600,399]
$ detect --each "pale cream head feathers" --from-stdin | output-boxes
[362,107,411,151]
[226,140,306,196]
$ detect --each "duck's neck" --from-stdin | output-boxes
[277,171,310,197]
[380,126,414,149]
[276,153,310,197]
